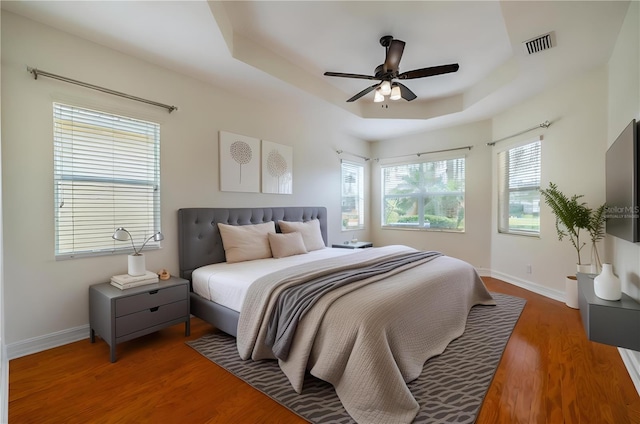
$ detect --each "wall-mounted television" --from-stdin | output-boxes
[605,118,639,243]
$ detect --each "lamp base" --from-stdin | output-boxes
[128,254,146,276]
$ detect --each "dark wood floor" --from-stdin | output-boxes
[9,277,640,423]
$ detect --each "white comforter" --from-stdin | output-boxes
[237,245,495,424]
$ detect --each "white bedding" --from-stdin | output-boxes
[192,247,357,312]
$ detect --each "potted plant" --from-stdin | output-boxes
[539,183,606,308]
[539,182,591,271]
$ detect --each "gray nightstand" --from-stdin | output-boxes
[89,276,190,362]
[332,241,373,249]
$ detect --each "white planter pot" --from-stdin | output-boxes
[128,254,146,276]
[594,263,622,301]
[565,276,579,309]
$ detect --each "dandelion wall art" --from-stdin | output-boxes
[219,131,260,192]
[262,140,292,194]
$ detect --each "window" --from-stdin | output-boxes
[497,139,541,235]
[382,157,465,231]
[341,160,365,230]
[54,103,161,258]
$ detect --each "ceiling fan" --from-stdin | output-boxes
[324,35,459,103]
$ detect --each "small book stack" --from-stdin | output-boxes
[110,271,159,290]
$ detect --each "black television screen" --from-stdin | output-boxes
[605,118,639,242]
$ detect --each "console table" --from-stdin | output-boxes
[577,272,640,351]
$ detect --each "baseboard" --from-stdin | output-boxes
[489,270,565,303]
[475,267,491,277]
[6,325,89,360]
[619,348,640,396]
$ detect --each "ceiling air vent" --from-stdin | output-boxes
[523,32,555,55]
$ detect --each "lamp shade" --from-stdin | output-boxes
[380,80,392,96]
[390,84,402,101]
[112,228,131,242]
[373,88,384,103]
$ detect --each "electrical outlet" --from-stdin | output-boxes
[526,264,532,274]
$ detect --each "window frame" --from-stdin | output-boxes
[380,155,466,232]
[496,137,541,237]
[53,102,162,259]
[340,160,365,231]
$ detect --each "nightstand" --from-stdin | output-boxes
[332,241,373,249]
[89,276,190,362]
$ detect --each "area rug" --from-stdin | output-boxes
[187,293,525,423]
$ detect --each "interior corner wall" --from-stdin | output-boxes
[369,120,493,271]
[490,66,607,299]
[0,11,369,355]
[605,0,640,393]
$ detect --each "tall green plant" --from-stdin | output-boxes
[587,203,607,271]
[539,182,591,265]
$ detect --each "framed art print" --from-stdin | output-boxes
[262,140,292,194]
[219,131,260,192]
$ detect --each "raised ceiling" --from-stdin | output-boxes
[1,1,630,141]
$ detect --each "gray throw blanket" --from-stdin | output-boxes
[265,250,443,360]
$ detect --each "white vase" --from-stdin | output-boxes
[128,254,146,276]
[594,263,621,301]
[565,276,579,309]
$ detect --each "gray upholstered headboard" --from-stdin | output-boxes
[178,207,328,281]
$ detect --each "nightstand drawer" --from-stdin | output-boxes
[115,299,188,337]
[115,285,186,317]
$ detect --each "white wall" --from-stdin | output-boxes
[606,0,640,393]
[0,12,370,355]
[490,66,607,299]
[0,6,7,423]
[369,120,493,271]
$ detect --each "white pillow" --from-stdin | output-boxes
[268,232,308,259]
[278,219,325,251]
[217,221,275,263]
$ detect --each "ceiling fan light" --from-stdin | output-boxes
[380,80,392,96]
[390,84,402,100]
[373,88,384,103]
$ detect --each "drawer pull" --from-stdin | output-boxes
[150,306,159,312]
[149,290,159,295]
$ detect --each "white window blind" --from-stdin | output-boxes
[341,160,365,230]
[381,157,465,231]
[53,103,161,258]
[497,139,541,235]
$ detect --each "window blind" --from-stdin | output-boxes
[53,103,161,258]
[381,157,465,231]
[341,160,365,230]
[497,139,541,235]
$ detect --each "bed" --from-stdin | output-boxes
[178,206,495,424]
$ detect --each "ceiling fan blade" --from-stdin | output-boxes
[396,82,417,101]
[384,39,405,73]
[397,63,460,80]
[324,71,378,80]
[346,83,380,102]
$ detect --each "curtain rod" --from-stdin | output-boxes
[374,145,473,162]
[336,150,370,161]
[27,67,178,113]
[487,120,550,146]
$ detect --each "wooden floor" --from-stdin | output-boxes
[9,277,640,424]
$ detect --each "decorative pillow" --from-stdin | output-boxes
[278,219,325,251]
[217,221,275,263]
[268,232,308,259]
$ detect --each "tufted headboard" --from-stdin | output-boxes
[178,207,328,281]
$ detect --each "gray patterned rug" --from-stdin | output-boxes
[187,293,525,423]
